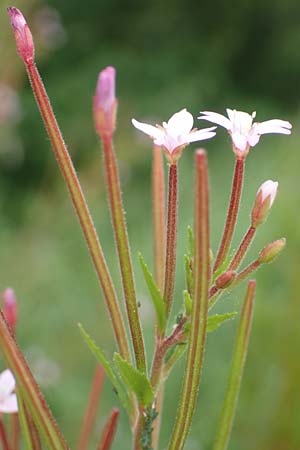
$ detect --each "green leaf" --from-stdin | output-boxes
[207,312,237,333]
[78,324,131,413]
[184,254,193,295]
[184,290,192,316]
[139,253,166,332]
[187,226,194,256]
[114,353,154,407]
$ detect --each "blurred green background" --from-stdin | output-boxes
[0,0,300,449]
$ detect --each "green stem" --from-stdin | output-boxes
[229,226,256,271]
[0,418,11,450]
[168,150,210,450]
[25,62,130,363]
[0,312,68,450]
[164,163,178,317]
[212,280,256,450]
[213,158,244,273]
[102,136,146,373]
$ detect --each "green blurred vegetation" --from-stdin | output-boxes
[0,0,300,449]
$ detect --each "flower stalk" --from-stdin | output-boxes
[97,409,119,450]
[212,280,256,450]
[168,150,210,450]
[229,226,256,271]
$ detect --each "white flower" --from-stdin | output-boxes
[251,180,278,227]
[259,180,278,206]
[132,109,216,162]
[0,369,18,413]
[198,108,292,155]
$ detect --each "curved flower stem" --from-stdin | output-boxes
[168,150,210,450]
[212,281,255,450]
[213,158,245,273]
[101,136,146,373]
[164,163,178,317]
[24,62,130,363]
[152,145,166,294]
[228,226,256,271]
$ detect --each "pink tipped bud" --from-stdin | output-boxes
[8,7,35,65]
[258,238,286,264]
[94,66,117,138]
[251,180,278,227]
[215,270,237,289]
[2,288,18,331]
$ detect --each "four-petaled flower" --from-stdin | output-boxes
[132,109,216,163]
[0,369,18,413]
[198,109,292,158]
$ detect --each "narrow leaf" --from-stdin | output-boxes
[187,226,194,256]
[113,353,153,407]
[78,324,131,414]
[183,290,192,316]
[184,255,193,296]
[207,312,237,333]
[139,253,166,332]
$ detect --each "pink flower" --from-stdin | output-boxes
[252,180,278,227]
[0,369,18,414]
[7,7,35,65]
[2,288,18,331]
[94,67,118,138]
[132,109,216,163]
[198,109,292,157]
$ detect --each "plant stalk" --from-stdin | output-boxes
[229,226,256,271]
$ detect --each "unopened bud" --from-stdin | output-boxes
[258,238,286,264]
[2,288,18,331]
[8,7,35,65]
[94,66,117,138]
[251,180,278,227]
[215,270,237,289]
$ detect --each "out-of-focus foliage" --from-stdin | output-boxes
[0,1,300,450]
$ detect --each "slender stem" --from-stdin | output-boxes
[0,312,69,450]
[23,403,42,450]
[213,158,245,273]
[77,366,105,450]
[101,136,146,373]
[10,414,19,450]
[25,63,130,362]
[234,260,260,284]
[213,281,256,450]
[229,226,256,271]
[0,418,11,450]
[152,386,164,450]
[168,150,210,450]
[164,163,178,317]
[152,145,166,293]
[133,407,144,450]
[97,409,119,450]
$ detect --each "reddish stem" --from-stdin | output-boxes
[214,158,245,273]
[102,136,146,373]
[0,418,11,450]
[229,226,256,271]
[164,163,178,317]
[97,409,119,450]
[23,403,42,450]
[235,260,260,284]
[152,146,166,293]
[10,414,19,450]
[77,366,105,450]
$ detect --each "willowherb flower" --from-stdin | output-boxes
[0,369,18,413]
[132,109,216,163]
[198,109,292,158]
[251,180,278,227]
[7,7,35,65]
[94,66,118,138]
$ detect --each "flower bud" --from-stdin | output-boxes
[251,180,278,227]
[215,270,237,289]
[8,7,35,65]
[258,238,286,264]
[94,66,118,138]
[2,288,18,331]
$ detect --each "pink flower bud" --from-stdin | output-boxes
[251,180,278,227]
[7,7,35,65]
[94,66,117,138]
[258,238,286,264]
[215,270,237,289]
[2,288,18,331]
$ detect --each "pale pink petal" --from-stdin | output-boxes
[188,127,216,143]
[198,111,231,130]
[167,109,194,135]
[131,119,164,140]
[259,180,278,205]
[248,132,260,147]
[253,119,292,135]
[0,393,18,413]
[0,370,15,397]
[231,132,248,152]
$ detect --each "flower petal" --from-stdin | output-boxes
[253,119,292,135]
[198,111,231,130]
[131,119,164,140]
[188,127,217,143]
[167,109,194,135]
[231,132,248,152]
[0,370,16,397]
[0,393,18,413]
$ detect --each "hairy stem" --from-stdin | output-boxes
[229,226,256,271]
